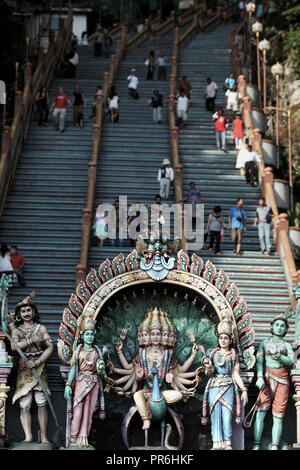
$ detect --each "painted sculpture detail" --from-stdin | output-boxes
[201,315,248,450]
[64,315,106,448]
[107,307,203,440]
[251,314,293,450]
[11,293,54,444]
[57,248,257,449]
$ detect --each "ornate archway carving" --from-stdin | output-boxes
[58,249,255,370]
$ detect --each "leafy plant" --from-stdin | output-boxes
[288,202,300,228]
[294,245,300,260]
[282,1,300,77]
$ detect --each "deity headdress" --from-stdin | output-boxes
[76,314,96,340]
[138,309,152,332]
[159,308,170,332]
[149,307,162,331]
[216,314,235,339]
[15,291,36,311]
[15,291,39,324]
[166,314,177,334]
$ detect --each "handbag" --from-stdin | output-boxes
[144,59,149,66]
[266,209,273,224]
[220,228,225,242]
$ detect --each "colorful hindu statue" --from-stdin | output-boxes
[107,307,203,432]
[11,293,54,444]
[251,314,293,450]
[64,315,106,448]
[201,315,248,450]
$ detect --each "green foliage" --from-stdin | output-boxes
[95,292,218,414]
[282,1,300,77]
[288,201,300,229]
[294,245,300,259]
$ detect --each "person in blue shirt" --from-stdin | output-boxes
[228,197,247,256]
[183,181,202,231]
[224,72,236,91]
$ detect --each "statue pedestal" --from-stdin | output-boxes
[63,445,95,450]
[9,442,53,451]
[232,371,254,450]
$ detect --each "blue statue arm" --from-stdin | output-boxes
[256,340,265,389]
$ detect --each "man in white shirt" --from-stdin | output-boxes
[68,50,79,78]
[204,77,218,113]
[127,69,139,99]
[176,89,189,130]
[157,159,174,199]
[242,145,261,186]
[156,53,169,81]
[225,84,239,120]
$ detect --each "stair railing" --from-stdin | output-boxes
[179,2,233,48]
[0,5,73,219]
[230,20,247,77]
[168,28,186,250]
[235,68,297,309]
[167,5,235,250]
[75,26,127,284]
[75,11,194,284]
[110,15,130,39]
[126,10,164,48]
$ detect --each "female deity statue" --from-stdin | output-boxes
[201,315,248,450]
[251,314,293,450]
[11,293,54,444]
[64,315,106,448]
[107,307,203,431]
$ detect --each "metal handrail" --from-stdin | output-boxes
[168,6,234,251]
[0,6,73,218]
[75,26,127,284]
[234,55,297,308]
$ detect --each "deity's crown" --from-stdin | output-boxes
[216,314,234,338]
[166,314,176,333]
[15,291,36,310]
[138,309,152,332]
[159,308,170,331]
[78,314,96,335]
[149,307,162,331]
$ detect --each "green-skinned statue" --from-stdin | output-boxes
[252,314,294,450]
[64,315,106,448]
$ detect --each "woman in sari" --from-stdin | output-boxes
[64,316,106,448]
[201,316,248,450]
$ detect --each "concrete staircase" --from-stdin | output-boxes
[1,24,293,386]
[88,32,174,268]
[178,23,293,343]
[0,46,110,381]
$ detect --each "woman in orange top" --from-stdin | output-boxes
[232,113,244,150]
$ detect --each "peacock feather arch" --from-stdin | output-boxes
[57,247,256,376]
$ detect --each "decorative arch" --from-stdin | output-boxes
[57,249,255,370]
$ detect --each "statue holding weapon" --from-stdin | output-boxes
[1,288,55,445]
